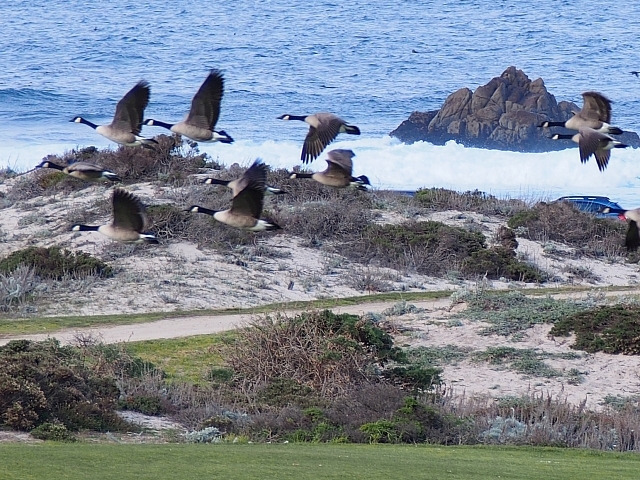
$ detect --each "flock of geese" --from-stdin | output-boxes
[35,69,369,244]
[31,72,638,251]
[539,91,640,251]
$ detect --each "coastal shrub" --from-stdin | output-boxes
[455,290,586,338]
[117,395,165,416]
[30,421,76,442]
[226,311,390,398]
[550,305,640,354]
[342,221,486,276]
[0,339,128,432]
[414,188,528,216]
[0,265,37,311]
[0,246,113,279]
[507,200,625,257]
[461,246,545,282]
[274,195,374,244]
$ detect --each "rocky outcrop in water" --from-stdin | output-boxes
[390,66,640,152]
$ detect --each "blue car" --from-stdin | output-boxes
[556,196,625,219]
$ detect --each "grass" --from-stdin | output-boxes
[123,333,233,383]
[0,444,639,479]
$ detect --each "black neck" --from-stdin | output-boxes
[293,172,313,179]
[206,178,230,186]
[288,115,307,121]
[74,225,100,232]
[192,206,217,216]
[79,118,98,129]
[554,134,574,140]
[149,119,174,129]
[40,161,64,171]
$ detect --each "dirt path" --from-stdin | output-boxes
[2,286,640,347]
[0,298,451,346]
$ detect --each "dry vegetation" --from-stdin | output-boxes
[2,142,640,449]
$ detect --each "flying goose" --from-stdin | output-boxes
[204,167,287,196]
[550,127,628,171]
[143,70,233,143]
[631,71,639,77]
[289,149,370,190]
[186,159,281,231]
[71,188,158,243]
[539,91,623,134]
[601,206,640,252]
[71,81,158,148]
[36,160,121,182]
[277,112,361,164]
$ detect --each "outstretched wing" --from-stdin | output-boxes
[186,70,224,130]
[111,81,150,135]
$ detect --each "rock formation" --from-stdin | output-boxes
[390,66,640,151]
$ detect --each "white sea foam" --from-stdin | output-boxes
[4,136,639,206]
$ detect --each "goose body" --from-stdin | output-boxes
[289,149,370,190]
[71,188,158,243]
[143,70,233,143]
[551,127,628,171]
[36,160,121,182]
[602,206,640,251]
[187,159,281,231]
[539,92,623,135]
[71,81,158,148]
[278,112,360,164]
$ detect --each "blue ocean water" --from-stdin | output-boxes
[1,1,640,202]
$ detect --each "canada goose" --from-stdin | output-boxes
[203,164,287,196]
[277,112,361,164]
[70,81,158,148]
[143,70,233,143]
[631,71,639,77]
[71,188,158,243]
[36,160,121,182]
[550,127,628,171]
[186,159,281,231]
[601,207,640,251]
[289,149,370,190]
[539,92,623,134]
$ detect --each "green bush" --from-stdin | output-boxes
[342,221,486,276]
[550,305,640,354]
[461,246,545,282]
[118,395,164,416]
[0,340,129,432]
[0,246,113,279]
[30,422,76,442]
[506,201,625,257]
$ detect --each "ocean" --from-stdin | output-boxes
[2,0,640,203]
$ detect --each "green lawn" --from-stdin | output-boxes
[123,332,233,382]
[0,444,638,480]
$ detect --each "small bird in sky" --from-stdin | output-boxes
[631,71,639,77]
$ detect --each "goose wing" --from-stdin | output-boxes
[111,81,150,135]
[231,159,268,197]
[626,220,640,252]
[581,92,613,123]
[323,149,354,178]
[230,160,267,218]
[186,70,224,130]
[112,188,148,232]
[301,113,345,164]
[578,128,611,168]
